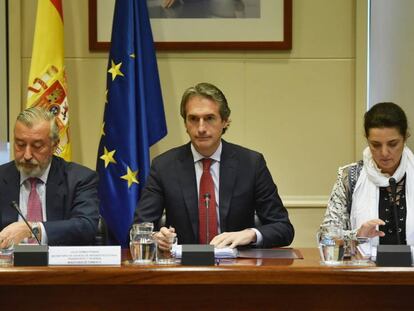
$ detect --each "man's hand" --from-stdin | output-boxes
[357,219,385,238]
[0,222,32,248]
[210,229,257,248]
[154,226,176,251]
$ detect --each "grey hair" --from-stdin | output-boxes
[180,82,231,134]
[16,107,59,144]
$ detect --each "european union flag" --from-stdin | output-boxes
[96,0,167,246]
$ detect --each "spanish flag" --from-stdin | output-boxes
[27,0,71,161]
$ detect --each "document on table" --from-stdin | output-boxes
[237,248,302,259]
[357,243,373,258]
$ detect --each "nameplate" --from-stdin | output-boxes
[48,246,121,266]
[376,245,412,267]
[181,244,215,266]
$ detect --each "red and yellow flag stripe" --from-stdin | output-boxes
[27,0,71,161]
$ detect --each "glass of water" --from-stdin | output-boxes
[349,237,372,265]
[129,222,156,264]
[0,241,14,267]
[155,233,177,265]
[317,224,344,265]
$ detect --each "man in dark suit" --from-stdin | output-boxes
[0,107,99,247]
[135,83,294,248]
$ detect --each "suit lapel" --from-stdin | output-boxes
[219,141,238,232]
[177,144,198,239]
[1,163,20,225]
[45,157,66,221]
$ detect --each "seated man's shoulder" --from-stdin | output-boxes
[224,141,263,160]
[53,156,96,178]
[0,160,16,174]
[151,144,189,165]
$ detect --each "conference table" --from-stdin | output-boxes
[0,248,413,310]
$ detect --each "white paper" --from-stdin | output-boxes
[172,245,238,259]
[357,243,372,258]
[48,246,121,266]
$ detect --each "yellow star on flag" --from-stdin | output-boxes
[100,147,117,168]
[129,53,135,58]
[108,60,124,81]
[121,166,139,188]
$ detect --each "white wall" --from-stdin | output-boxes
[369,0,414,148]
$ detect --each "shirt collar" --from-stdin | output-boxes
[20,161,52,186]
[191,141,222,163]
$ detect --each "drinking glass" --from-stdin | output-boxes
[317,224,344,265]
[129,222,156,264]
[155,234,177,265]
[349,237,372,265]
[0,241,14,267]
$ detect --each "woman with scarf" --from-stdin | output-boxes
[321,102,414,246]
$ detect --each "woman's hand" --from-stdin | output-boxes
[163,0,176,8]
[357,219,385,238]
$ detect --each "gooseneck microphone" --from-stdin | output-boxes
[389,178,401,245]
[10,201,41,245]
[204,193,210,244]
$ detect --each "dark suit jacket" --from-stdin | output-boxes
[135,140,294,248]
[0,156,99,245]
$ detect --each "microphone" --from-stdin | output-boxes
[10,201,41,245]
[204,193,210,244]
[389,178,397,197]
[388,178,401,245]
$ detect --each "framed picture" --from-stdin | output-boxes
[88,0,292,51]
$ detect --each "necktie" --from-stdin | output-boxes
[198,158,218,244]
[27,178,43,222]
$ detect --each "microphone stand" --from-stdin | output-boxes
[204,193,210,244]
[389,178,401,245]
[10,201,48,266]
[10,201,41,244]
[377,178,411,267]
